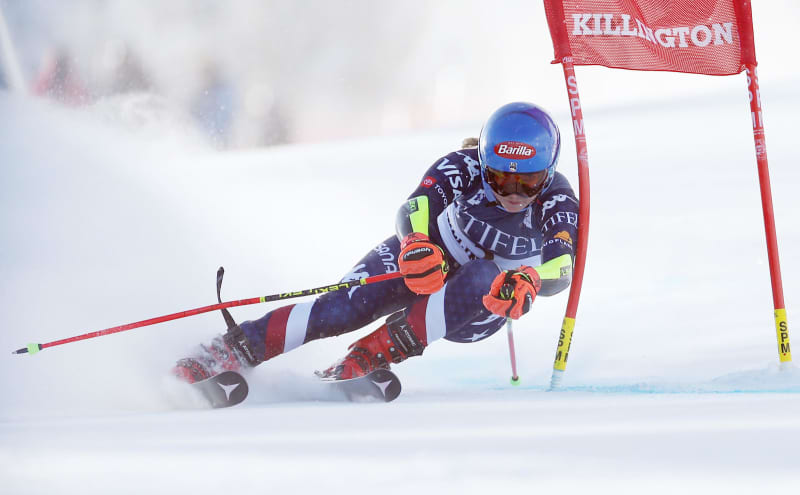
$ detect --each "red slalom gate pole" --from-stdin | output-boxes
[745,65,792,367]
[549,57,591,390]
[12,271,403,356]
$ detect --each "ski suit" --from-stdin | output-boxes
[237,147,579,364]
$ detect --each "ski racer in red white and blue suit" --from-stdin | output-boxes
[173,102,579,383]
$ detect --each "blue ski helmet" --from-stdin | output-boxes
[479,102,561,200]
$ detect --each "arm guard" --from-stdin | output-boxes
[396,195,431,238]
[532,253,573,297]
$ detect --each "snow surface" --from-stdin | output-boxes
[2,77,800,493]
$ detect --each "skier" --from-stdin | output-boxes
[173,102,579,383]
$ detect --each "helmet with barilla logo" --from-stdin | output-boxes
[478,102,561,200]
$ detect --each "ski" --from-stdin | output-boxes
[192,370,249,408]
[320,368,402,402]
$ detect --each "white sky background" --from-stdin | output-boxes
[1,0,798,144]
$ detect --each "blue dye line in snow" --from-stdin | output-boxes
[553,384,800,394]
[466,365,800,394]
[479,383,800,394]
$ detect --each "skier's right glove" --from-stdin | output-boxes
[482,266,542,319]
[398,232,449,295]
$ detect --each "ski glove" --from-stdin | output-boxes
[398,232,449,295]
[482,266,542,320]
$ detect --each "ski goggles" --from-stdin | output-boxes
[484,167,549,198]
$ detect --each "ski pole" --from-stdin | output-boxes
[497,279,521,386]
[12,270,403,356]
[506,318,520,385]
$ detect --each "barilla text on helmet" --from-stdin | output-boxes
[494,141,536,160]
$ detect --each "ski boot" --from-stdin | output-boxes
[317,311,425,380]
[172,326,260,384]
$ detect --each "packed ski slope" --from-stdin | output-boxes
[1,80,800,493]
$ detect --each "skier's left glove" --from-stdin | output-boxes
[399,232,449,294]
[482,266,542,319]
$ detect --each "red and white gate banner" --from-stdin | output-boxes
[543,0,757,75]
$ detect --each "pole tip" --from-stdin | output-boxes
[548,369,565,391]
[12,343,42,355]
[510,376,521,386]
